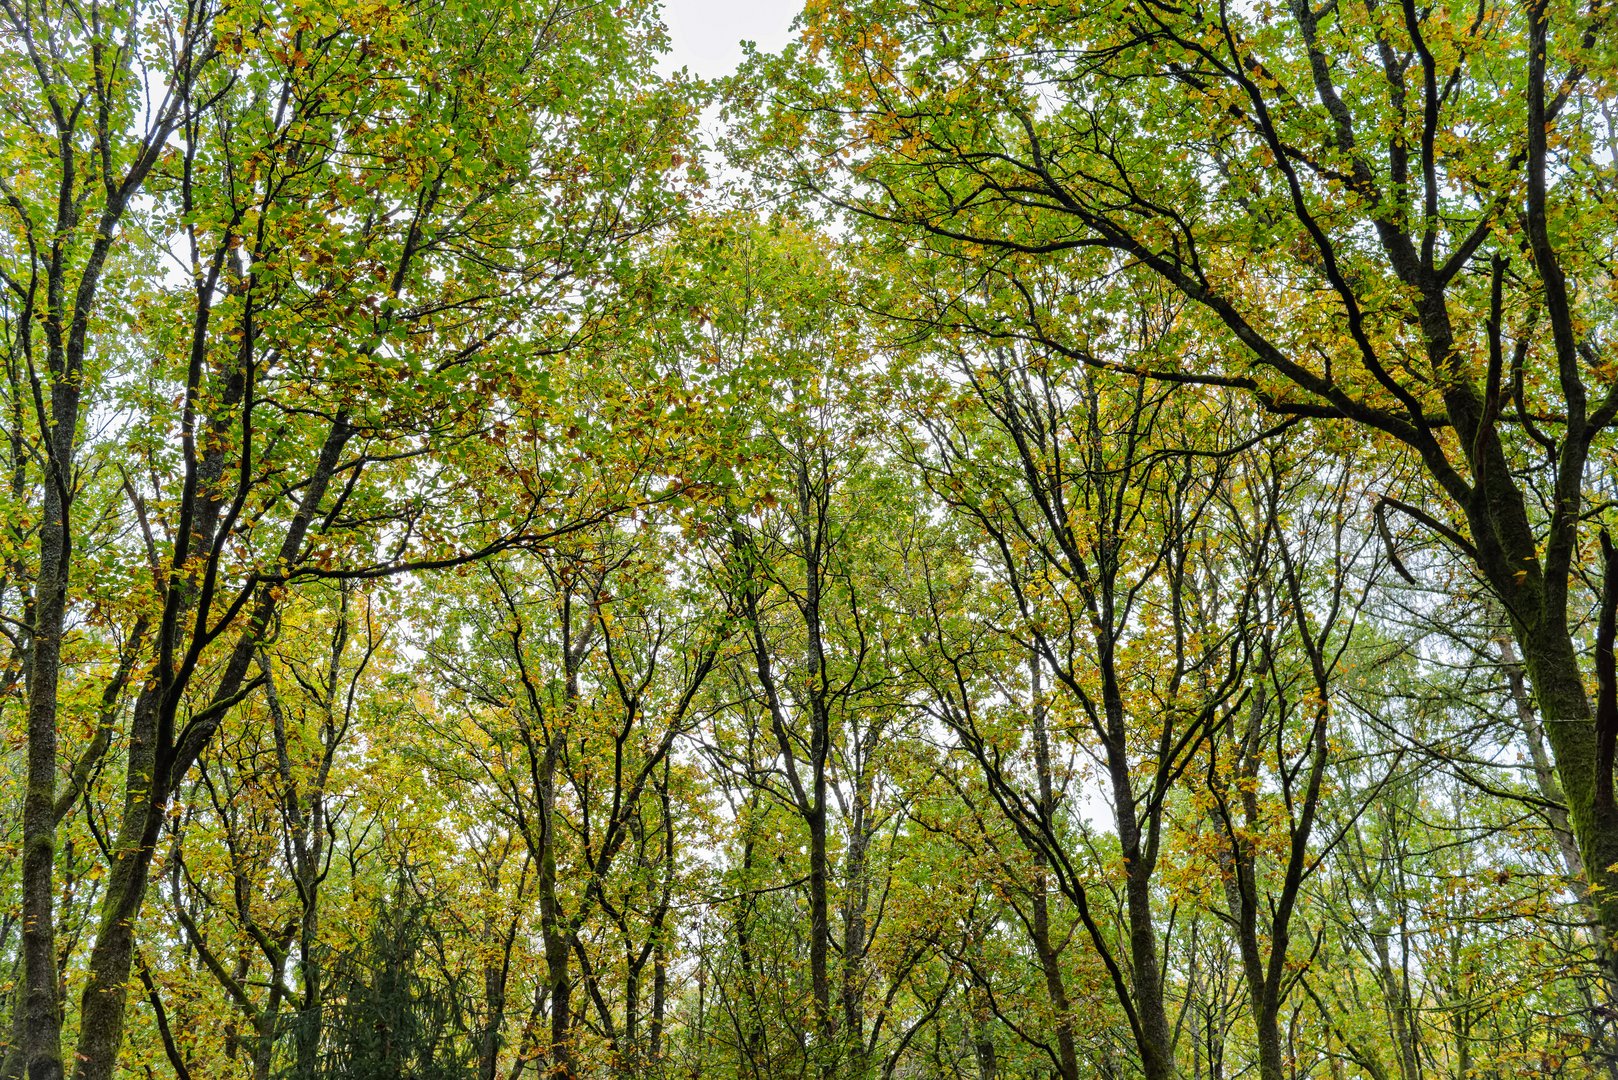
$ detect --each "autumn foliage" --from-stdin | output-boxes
[1,0,1616,1078]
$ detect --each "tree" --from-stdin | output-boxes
[4,7,1617,1077]
[421,531,724,1077]
[0,0,694,1074]
[744,0,1618,972]
[900,331,1261,1080]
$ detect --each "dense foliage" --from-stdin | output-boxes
[1,0,1615,1077]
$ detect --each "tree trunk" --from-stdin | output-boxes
[1101,648,1176,1080]
[69,419,351,1080]
[651,940,667,1068]
[1029,658,1079,1080]
[1502,639,1590,888]
[293,896,323,1080]
[841,774,870,1080]
[808,791,833,1067]
[1516,623,1618,977]
[734,833,763,1071]
[623,948,640,1076]
[650,772,673,1069]
[539,735,573,1078]
[21,404,74,1080]
[251,995,281,1080]
[67,681,165,1080]
[480,936,511,1080]
[1116,820,1176,1080]
[1371,930,1420,1080]
[2,976,26,1080]
[971,1003,997,1080]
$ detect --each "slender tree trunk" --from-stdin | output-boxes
[1206,1000,1225,1080]
[1222,663,1290,1080]
[539,734,572,1078]
[797,460,837,1070]
[1372,930,1420,1080]
[263,647,330,1080]
[1029,658,1079,1080]
[293,895,323,1080]
[289,880,323,1080]
[1100,644,1176,1080]
[1224,853,1281,1080]
[1115,803,1176,1080]
[734,833,763,1071]
[808,787,832,1065]
[2,976,26,1080]
[841,775,870,1080]
[971,991,997,1080]
[650,771,673,1069]
[1221,613,1328,1080]
[651,943,667,1066]
[480,895,516,1080]
[736,485,837,1075]
[624,947,640,1075]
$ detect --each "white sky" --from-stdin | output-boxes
[656,0,803,80]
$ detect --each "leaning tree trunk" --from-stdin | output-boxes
[69,419,351,1080]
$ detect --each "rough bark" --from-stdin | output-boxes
[20,473,69,1080]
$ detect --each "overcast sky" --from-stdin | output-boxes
[656,0,802,80]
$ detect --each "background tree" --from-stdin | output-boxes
[3,2,1616,1076]
[740,0,1618,971]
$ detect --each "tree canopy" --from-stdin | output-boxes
[1,0,1616,1078]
